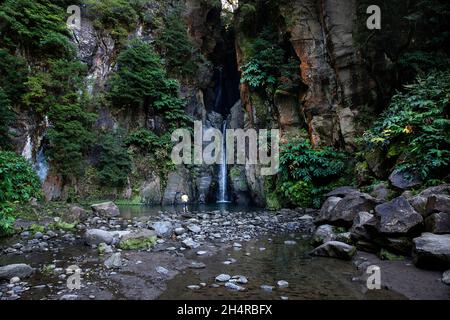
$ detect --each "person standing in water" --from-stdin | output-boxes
[181,194,189,212]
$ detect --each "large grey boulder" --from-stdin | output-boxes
[104,252,122,269]
[152,221,173,238]
[419,184,450,197]
[0,264,33,280]
[85,229,114,245]
[389,169,422,190]
[311,241,356,260]
[426,195,450,215]
[370,182,391,202]
[312,224,336,245]
[118,229,156,247]
[367,196,423,235]
[409,195,428,217]
[65,205,88,223]
[91,202,120,218]
[442,270,450,285]
[425,212,450,234]
[350,211,374,241]
[316,197,342,224]
[413,233,450,269]
[325,187,358,198]
[324,192,379,226]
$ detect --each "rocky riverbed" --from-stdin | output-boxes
[0,201,449,300]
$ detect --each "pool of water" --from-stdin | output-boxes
[159,235,405,300]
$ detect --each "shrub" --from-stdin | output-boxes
[277,139,348,208]
[363,71,450,180]
[109,39,190,129]
[96,132,132,188]
[0,151,42,235]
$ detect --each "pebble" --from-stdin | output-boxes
[196,250,208,256]
[189,262,206,269]
[225,282,245,291]
[187,285,201,290]
[277,280,289,288]
[10,277,20,284]
[156,266,169,275]
[216,274,231,282]
[284,240,297,245]
[260,285,274,292]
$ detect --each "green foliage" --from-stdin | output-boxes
[240,27,300,96]
[0,0,75,58]
[0,89,14,149]
[0,151,42,235]
[155,8,201,78]
[96,132,132,188]
[125,128,168,151]
[0,151,42,203]
[109,39,190,129]
[277,139,348,208]
[118,236,157,250]
[84,0,144,41]
[363,71,450,180]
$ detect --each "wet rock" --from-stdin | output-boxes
[311,241,356,260]
[368,196,423,235]
[277,280,289,288]
[316,197,342,224]
[370,183,391,202]
[325,187,358,198]
[419,184,450,197]
[373,237,412,255]
[260,285,274,292]
[389,169,422,190]
[152,221,173,238]
[350,212,373,241]
[425,212,450,234]
[9,277,20,284]
[182,238,200,249]
[156,266,169,275]
[85,229,114,245]
[196,250,208,256]
[98,243,113,254]
[65,205,88,222]
[187,285,201,290]
[442,270,450,285]
[104,252,122,269]
[409,196,428,217]
[118,229,156,249]
[312,224,336,245]
[413,233,450,269]
[91,202,120,217]
[0,264,33,280]
[175,227,186,236]
[187,224,201,233]
[284,240,297,245]
[335,232,353,244]
[215,274,231,282]
[225,282,245,291]
[60,294,79,300]
[189,262,206,269]
[426,195,450,216]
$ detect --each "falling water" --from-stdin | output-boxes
[217,120,230,203]
[34,147,49,182]
[22,135,33,161]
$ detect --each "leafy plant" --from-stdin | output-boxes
[363,71,450,180]
[276,139,348,208]
[109,39,191,129]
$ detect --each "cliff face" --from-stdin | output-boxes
[7,0,428,206]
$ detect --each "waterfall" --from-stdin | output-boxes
[34,147,49,182]
[22,135,33,161]
[217,120,230,203]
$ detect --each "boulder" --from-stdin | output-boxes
[335,232,353,245]
[409,195,428,217]
[373,237,413,255]
[118,229,156,249]
[324,192,379,226]
[350,211,374,241]
[0,264,33,280]
[182,238,200,249]
[425,212,450,234]
[316,197,342,224]
[64,205,88,223]
[412,233,450,269]
[311,241,356,260]
[370,183,391,202]
[389,169,422,190]
[442,270,450,285]
[312,224,336,245]
[152,221,173,238]
[419,184,450,197]
[325,187,358,198]
[104,252,122,269]
[85,229,114,245]
[91,202,120,218]
[426,195,450,215]
[367,196,423,236]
